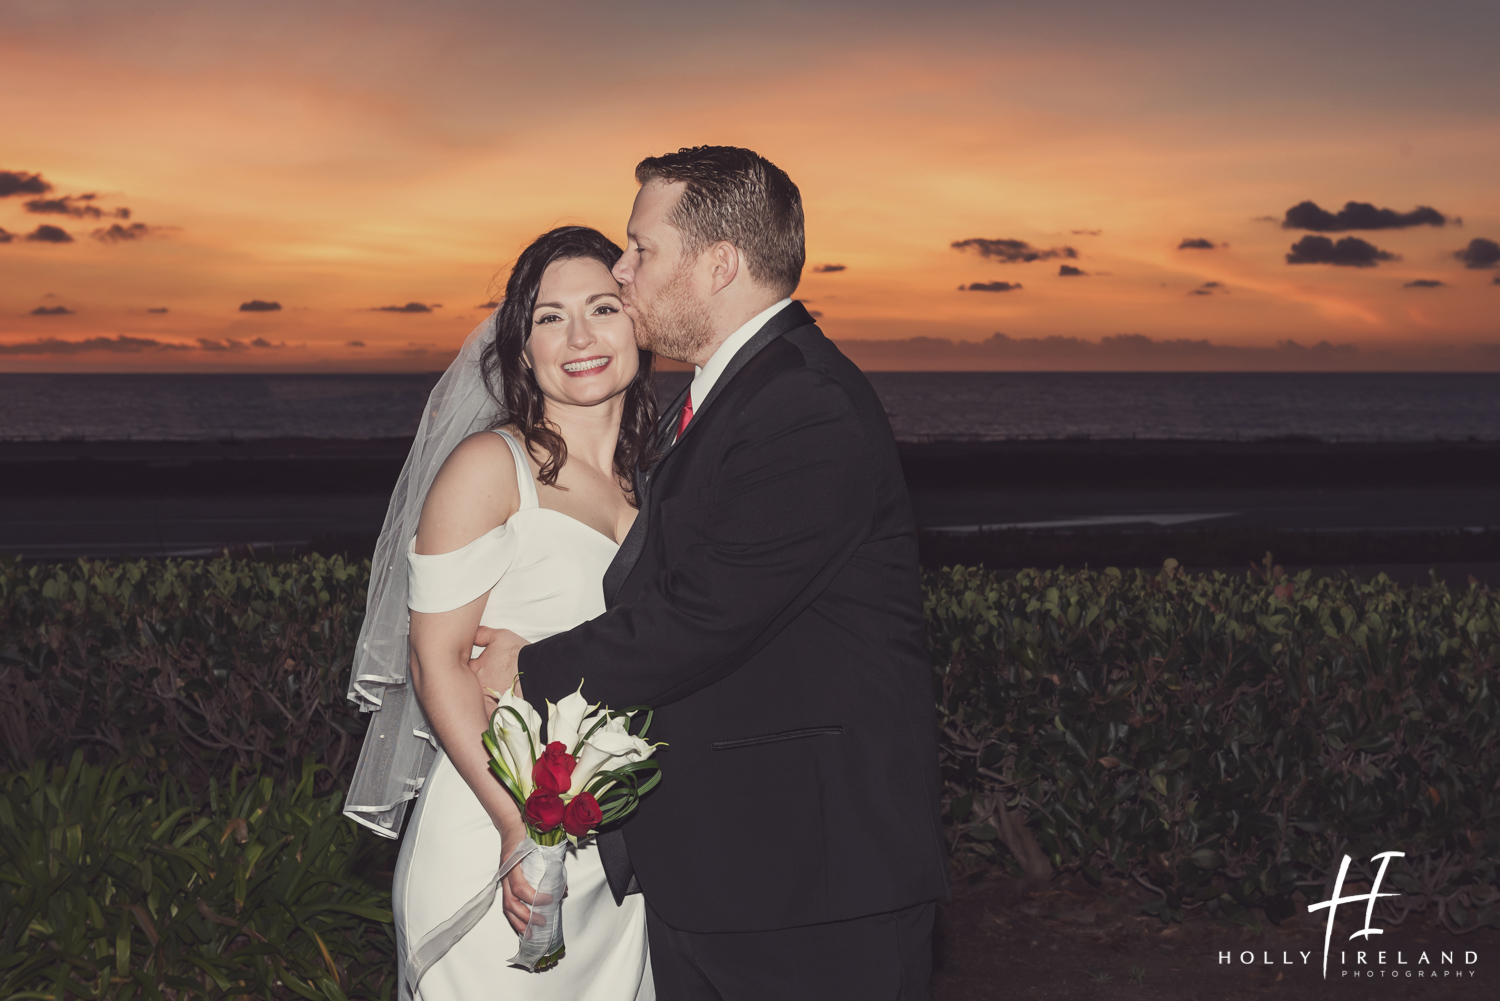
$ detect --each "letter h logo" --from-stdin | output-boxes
[1306,851,1404,979]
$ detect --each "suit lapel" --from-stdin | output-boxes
[600,300,815,606]
[601,383,684,605]
[603,396,681,603]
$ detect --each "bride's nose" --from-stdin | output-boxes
[566,317,595,349]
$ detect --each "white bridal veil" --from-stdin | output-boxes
[343,311,503,837]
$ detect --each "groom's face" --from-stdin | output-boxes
[614,180,713,365]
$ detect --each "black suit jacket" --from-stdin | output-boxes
[518,301,949,933]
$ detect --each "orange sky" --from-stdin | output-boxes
[2,0,1498,371]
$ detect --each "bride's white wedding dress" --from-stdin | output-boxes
[392,429,653,1001]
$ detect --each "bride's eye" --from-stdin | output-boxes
[534,313,561,325]
[592,304,618,316]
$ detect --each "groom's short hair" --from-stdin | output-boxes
[635,146,805,298]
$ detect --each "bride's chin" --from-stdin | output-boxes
[547,386,629,409]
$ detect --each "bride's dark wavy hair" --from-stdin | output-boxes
[479,226,658,498]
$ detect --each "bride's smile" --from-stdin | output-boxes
[561,355,611,375]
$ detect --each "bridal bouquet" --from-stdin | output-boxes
[402,686,659,991]
[482,685,661,971]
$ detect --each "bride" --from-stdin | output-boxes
[342,226,659,999]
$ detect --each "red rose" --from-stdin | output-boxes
[562,791,603,837]
[532,741,576,795]
[524,790,566,831]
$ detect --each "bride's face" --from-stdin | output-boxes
[525,256,639,408]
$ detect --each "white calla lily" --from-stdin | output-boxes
[568,729,657,797]
[489,713,520,785]
[576,711,622,748]
[547,686,597,755]
[494,688,543,797]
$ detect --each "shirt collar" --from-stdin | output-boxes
[686,297,793,414]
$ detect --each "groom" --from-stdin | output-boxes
[475,145,948,999]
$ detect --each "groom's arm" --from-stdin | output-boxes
[518,366,876,711]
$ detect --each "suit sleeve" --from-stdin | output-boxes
[518,367,873,710]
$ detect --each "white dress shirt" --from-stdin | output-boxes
[683,298,793,422]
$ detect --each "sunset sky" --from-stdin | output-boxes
[3,0,1498,371]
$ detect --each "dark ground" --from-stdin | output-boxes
[932,873,1494,1000]
[2,438,1498,583]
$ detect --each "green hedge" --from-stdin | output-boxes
[928,562,1500,929]
[2,553,1498,965]
[0,556,368,790]
[0,755,394,1001]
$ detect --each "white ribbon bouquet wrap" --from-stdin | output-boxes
[406,684,661,989]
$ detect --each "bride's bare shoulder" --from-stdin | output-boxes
[413,430,522,555]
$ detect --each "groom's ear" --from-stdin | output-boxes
[707,240,740,295]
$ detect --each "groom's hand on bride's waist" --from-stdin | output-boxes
[469,626,528,701]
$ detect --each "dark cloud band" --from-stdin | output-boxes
[0,170,52,197]
[0,335,190,355]
[1282,200,1447,232]
[1454,238,1500,270]
[952,238,1078,263]
[372,302,440,313]
[832,331,1385,371]
[197,337,286,351]
[27,194,101,218]
[960,282,1022,292]
[92,223,158,243]
[25,224,73,244]
[1285,235,1397,267]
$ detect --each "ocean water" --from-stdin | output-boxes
[2,371,1498,443]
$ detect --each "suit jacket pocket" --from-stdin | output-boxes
[712,725,844,750]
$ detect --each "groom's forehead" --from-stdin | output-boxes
[630,180,686,234]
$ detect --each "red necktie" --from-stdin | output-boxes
[675,396,694,439]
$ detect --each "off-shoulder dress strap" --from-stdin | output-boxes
[406,431,535,613]
[492,429,539,510]
[407,525,519,613]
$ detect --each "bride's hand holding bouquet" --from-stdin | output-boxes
[484,684,661,971]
